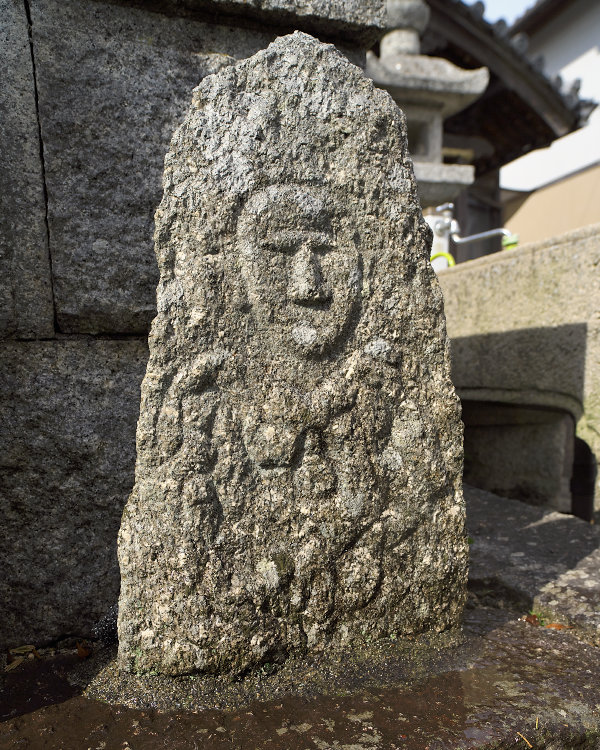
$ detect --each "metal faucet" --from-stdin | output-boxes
[429,202,514,245]
[425,203,517,271]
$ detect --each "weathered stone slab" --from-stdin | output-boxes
[439,224,600,510]
[0,340,147,650]
[0,0,54,338]
[30,0,273,334]
[118,32,467,677]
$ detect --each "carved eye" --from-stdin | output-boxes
[262,237,297,255]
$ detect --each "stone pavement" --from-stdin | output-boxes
[466,484,600,644]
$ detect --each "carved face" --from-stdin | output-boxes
[238,185,361,355]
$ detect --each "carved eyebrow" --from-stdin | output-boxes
[262,231,334,250]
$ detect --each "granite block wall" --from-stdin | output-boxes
[0,0,386,648]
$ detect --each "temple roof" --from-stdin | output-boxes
[511,0,572,35]
[420,0,594,175]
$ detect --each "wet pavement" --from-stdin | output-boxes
[1,486,600,749]
[466,485,600,643]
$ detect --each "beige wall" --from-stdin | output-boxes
[438,224,600,510]
[504,163,600,246]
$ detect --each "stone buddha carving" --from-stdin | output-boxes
[117,33,467,677]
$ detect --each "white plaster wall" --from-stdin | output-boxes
[501,0,600,191]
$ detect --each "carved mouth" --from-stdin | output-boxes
[290,298,332,311]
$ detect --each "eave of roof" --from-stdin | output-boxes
[511,0,572,36]
[420,0,592,174]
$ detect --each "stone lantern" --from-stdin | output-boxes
[367,0,489,207]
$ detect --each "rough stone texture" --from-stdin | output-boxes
[0,339,148,650]
[30,0,274,334]
[0,0,54,338]
[466,484,600,643]
[118,32,467,677]
[439,224,600,509]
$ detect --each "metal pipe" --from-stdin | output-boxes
[451,227,512,245]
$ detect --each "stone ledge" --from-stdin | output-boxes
[126,0,389,46]
[438,221,600,276]
[439,224,600,509]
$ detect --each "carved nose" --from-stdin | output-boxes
[287,246,332,304]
